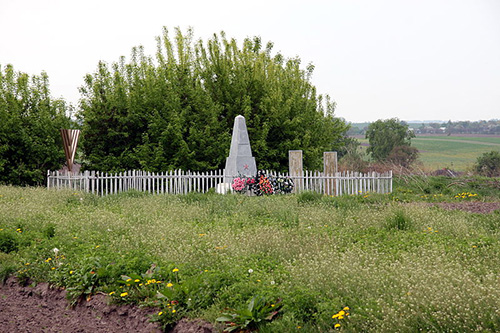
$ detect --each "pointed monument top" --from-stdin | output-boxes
[224,115,257,182]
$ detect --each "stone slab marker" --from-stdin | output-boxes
[324,151,338,196]
[289,150,303,193]
[224,115,257,183]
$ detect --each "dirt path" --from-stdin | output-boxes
[0,277,162,333]
[412,138,500,146]
[0,277,214,333]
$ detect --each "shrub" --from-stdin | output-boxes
[385,210,413,231]
[474,151,500,177]
[42,224,56,239]
[387,145,419,168]
[0,231,18,253]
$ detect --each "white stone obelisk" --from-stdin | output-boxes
[224,115,257,184]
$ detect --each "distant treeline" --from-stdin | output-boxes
[349,120,500,136]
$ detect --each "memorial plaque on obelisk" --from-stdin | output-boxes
[224,115,257,183]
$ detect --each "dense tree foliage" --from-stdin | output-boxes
[0,64,72,186]
[365,118,415,162]
[79,28,349,172]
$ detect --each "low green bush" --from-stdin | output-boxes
[0,231,18,253]
[385,210,413,231]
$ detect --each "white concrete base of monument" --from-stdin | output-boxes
[215,183,232,194]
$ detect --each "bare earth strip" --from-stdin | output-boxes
[0,277,215,333]
[413,138,500,146]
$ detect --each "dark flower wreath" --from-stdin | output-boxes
[231,171,294,196]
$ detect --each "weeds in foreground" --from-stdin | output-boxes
[1,180,500,332]
[217,296,282,332]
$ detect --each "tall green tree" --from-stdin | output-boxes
[365,118,415,162]
[79,28,349,172]
[0,64,73,185]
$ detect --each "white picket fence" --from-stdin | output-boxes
[47,169,392,196]
[293,170,393,196]
[47,169,225,196]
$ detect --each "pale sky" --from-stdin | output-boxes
[1,0,499,123]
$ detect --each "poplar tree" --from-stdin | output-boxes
[0,64,72,185]
[79,28,349,172]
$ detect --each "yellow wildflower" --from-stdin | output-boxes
[109,291,115,295]
[172,309,176,313]
[158,311,163,316]
[166,283,173,288]
[134,279,140,282]
[172,268,179,273]
[120,292,128,297]
[335,323,341,328]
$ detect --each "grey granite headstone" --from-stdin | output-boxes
[224,115,257,183]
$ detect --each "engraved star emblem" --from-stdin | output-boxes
[243,164,249,170]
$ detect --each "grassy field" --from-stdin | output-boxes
[1,180,500,332]
[356,135,500,171]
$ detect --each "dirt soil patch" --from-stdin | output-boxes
[432,201,500,214]
[0,277,215,332]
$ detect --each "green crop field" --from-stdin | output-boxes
[357,136,500,171]
[412,136,500,171]
[1,181,500,332]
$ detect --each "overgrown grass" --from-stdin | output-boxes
[1,181,500,332]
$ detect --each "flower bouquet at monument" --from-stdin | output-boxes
[272,175,294,194]
[246,171,294,196]
[231,176,248,193]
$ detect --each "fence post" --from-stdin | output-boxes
[389,170,393,193]
[323,152,338,196]
[289,150,303,193]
